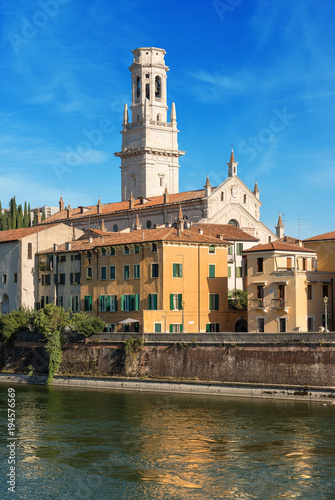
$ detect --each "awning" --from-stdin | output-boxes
[118,318,139,324]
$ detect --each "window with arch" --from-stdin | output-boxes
[221,192,224,202]
[244,194,247,203]
[157,114,161,122]
[146,220,152,229]
[113,224,118,232]
[146,83,150,99]
[228,219,239,227]
[155,76,161,98]
[136,77,141,98]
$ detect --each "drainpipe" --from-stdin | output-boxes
[332,278,334,331]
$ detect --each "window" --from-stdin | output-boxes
[86,267,92,281]
[136,76,141,98]
[134,245,140,254]
[323,285,329,298]
[100,266,107,280]
[257,286,264,307]
[173,263,183,278]
[71,253,81,261]
[236,243,243,255]
[170,293,182,311]
[257,258,263,273]
[121,294,140,311]
[113,224,118,232]
[209,264,215,278]
[221,192,224,201]
[209,294,219,311]
[13,273,17,283]
[244,194,247,203]
[228,246,233,256]
[124,245,130,255]
[71,295,80,312]
[206,323,220,332]
[100,295,107,312]
[228,266,232,278]
[2,274,7,284]
[170,324,182,333]
[307,284,313,301]
[123,265,130,280]
[101,247,107,257]
[257,318,265,333]
[57,296,63,308]
[154,323,162,333]
[279,318,286,333]
[148,294,158,310]
[84,295,92,312]
[42,274,51,286]
[133,264,140,279]
[110,265,116,280]
[287,257,292,270]
[209,245,215,254]
[60,255,66,263]
[41,296,49,308]
[151,263,159,278]
[236,267,243,278]
[28,243,32,260]
[59,274,65,285]
[146,83,150,99]
[302,258,307,271]
[308,317,314,332]
[155,76,161,98]
[70,272,80,285]
[107,295,118,312]
[110,246,115,256]
[151,242,157,252]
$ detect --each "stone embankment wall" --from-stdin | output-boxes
[1,333,335,387]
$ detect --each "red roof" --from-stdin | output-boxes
[40,226,230,254]
[303,231,335,242]
[192,223,259,242]
[0,224,60,243]
[243,241,316,254]
[41,189,207,224]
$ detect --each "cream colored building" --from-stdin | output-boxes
[244,241,335,333]
[0,224,83,313]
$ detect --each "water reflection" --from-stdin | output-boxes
[1,385,335,499]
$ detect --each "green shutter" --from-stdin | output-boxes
[170,294,174,310]
[170,324,173,333]
[100,295,103,311]
[130,295,135,311]
[148,294,152,310]
[121,295,124,311]
[154,294,157,310]
[107,296,111,312]
[115,295,118,312]
[135,294,140,311]
[209,265,215,278]
[228,266,231,278]
[178,294,182,310]
[173,263,176,277]
[209,294,212,310]
[180,324,183,332]
[89,295,92,311]
[206,323,210,332]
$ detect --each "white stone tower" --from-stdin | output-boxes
[115,47,185,201]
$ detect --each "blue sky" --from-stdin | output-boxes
[1,0,335,239]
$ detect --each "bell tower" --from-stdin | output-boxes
[114,47,185,201]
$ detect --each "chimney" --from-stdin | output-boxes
[97,197,102,214]
[275,213,285,239]
[134,214,142,230]
[198,228,203,235]
[164,186,169,204]
[253,181,260,200]
[53,244,58,251]
[65,242,71,250]
[67,202,71,219]
[101,219,106,231]
[59,195,64,212]
[129,192,134,209]
[204,175,211,197]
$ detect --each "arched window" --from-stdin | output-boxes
[155,76,161,98]
[146,83,150,99]
[146,220,152,228]
[157,114,161,122]
[221,192,224,201]
[136,77,141,98]
[228,219,239,227]
[113,224,118,232]
[243,194,247,203]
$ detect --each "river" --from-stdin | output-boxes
[1,384,335,499]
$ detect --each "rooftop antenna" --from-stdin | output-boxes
[298,219,306,240]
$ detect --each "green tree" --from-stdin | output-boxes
[71,312,105,337]
[32,210,38,227]
[228,289,248,310]
[9,197,17,229]
[23,201,30,228]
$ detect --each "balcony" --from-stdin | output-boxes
[250,298,268,312]
[271,298,290,312]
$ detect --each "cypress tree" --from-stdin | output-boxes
[32,210,38,227]
[23,201,29,228]
[28,203,31,227]
[16,205,23,228]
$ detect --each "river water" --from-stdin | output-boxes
[1,384,335,499]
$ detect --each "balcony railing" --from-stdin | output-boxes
[250,298,267,310]
[271,298,289,309]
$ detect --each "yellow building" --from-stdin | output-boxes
[38,223,237,333]
[244,241,335,333]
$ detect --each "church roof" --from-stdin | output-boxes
[243,241,315,254]
[192,223,259,242]
[41,189,208,225]
[303,231,335,242]
[230,149,235,163]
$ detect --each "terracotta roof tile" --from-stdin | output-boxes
[192,223,259,242]
[40,226,230,254]
[243,241,316,254]
[0,224,61,243]
[303,231,335,242]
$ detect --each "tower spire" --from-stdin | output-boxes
[275,212,285,239]
[227,149,238,177]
